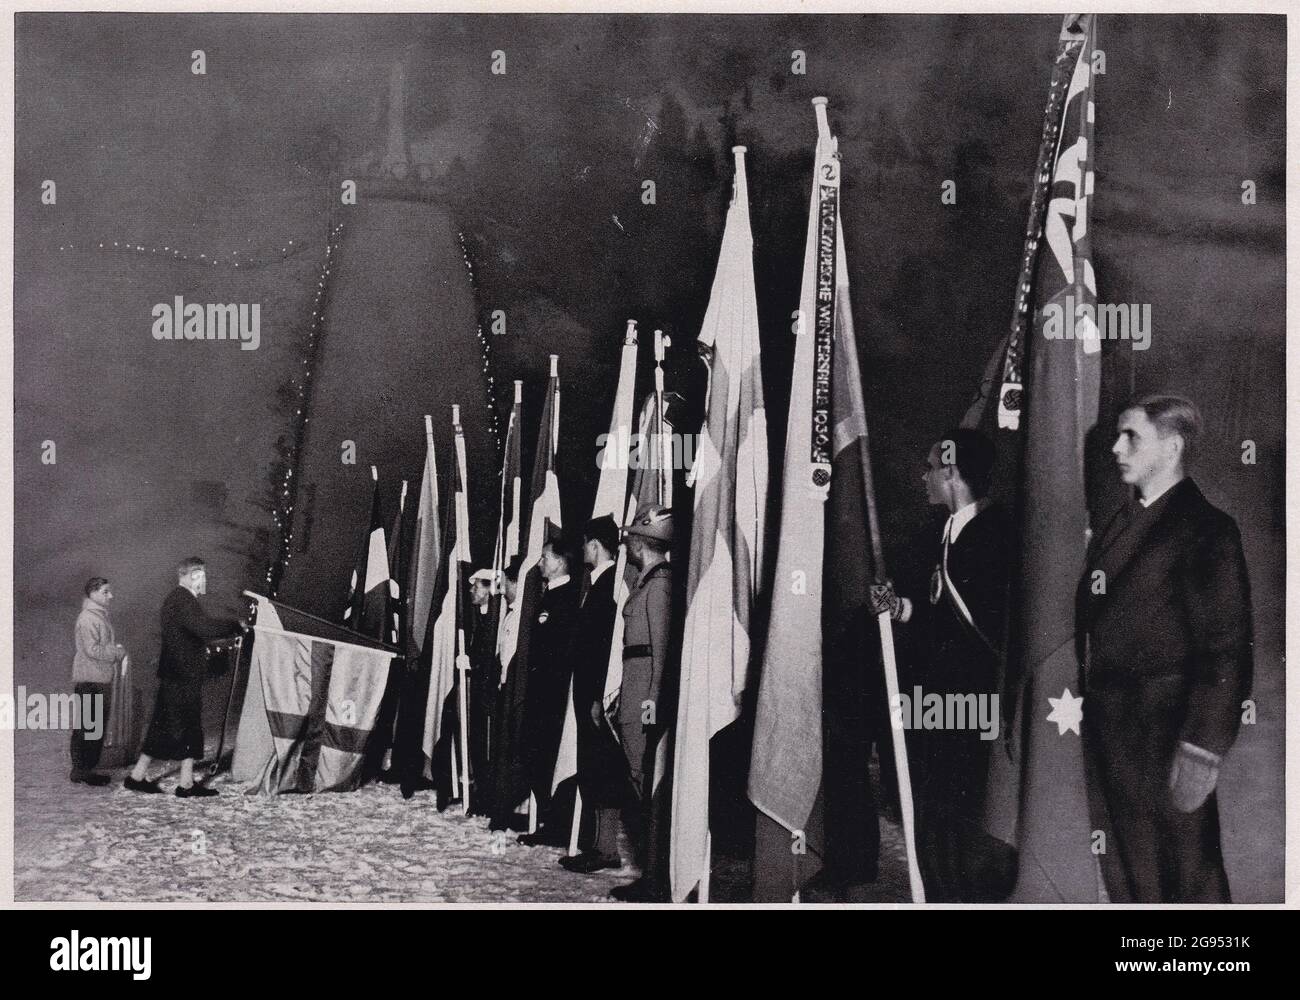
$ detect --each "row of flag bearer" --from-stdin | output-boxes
[265,15,1252,904]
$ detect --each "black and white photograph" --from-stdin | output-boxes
[4,4,1289,918]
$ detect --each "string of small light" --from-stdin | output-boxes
[264,221,346,598]
[457,229,502,454]
[57,237,312,269]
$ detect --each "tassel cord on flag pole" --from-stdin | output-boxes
[857,432,926,903]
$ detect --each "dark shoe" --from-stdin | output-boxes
[124,776,163,794]
[517,828,566,848]
[609,878,668,903]
[175,783,219,798]
[559,852,622,874]
[70,770,111,787]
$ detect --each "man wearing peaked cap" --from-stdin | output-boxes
[610,503,675,902]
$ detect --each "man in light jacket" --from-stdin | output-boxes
[71,577,125,786]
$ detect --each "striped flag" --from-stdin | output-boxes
[493,383,525,592]
[988,13,1106,902]
[670,147,769,902]
[244,593,398,794]
[386,481,408,646]
[553,321,640,796]
[492,358,562,818]
[343,466,391,641]
[749,98,883,899]
[407,418,441,657]
[421,410,471,774]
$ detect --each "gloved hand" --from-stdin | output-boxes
[1169,741,1221,813]
[869,580,902,619]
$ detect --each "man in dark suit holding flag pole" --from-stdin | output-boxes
[872,428,1016,902]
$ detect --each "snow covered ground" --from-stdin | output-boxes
[14,729,628,904]
[13,726,911,904]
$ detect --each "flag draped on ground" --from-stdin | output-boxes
[243,593,397,794]
[553,322,639,796]
[421,411,471,779]
[343,467,391,640]
[669,147,769,902]
[977,13,1105,902]
[492,359,561,820]
[749,97,896,899]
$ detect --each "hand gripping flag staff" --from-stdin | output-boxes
[552,320,640,856]
[749,97,924,903]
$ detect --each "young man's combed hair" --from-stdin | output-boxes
[1132,394,1202,465]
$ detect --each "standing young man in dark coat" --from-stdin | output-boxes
[1081,395,1252,902]
[517,533,581,845]
[560,515,629,873]
[872,428,1016,902]
[488,565,527,830]
[126,557,242,798]
[465,568,499,815]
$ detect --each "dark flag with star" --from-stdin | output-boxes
[968,13,1129,901]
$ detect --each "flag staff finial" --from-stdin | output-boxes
[370,464,378,481]
[811,96,830,136]
[423,414,433,436]
[654,329,670,363]
[624,319,638,345]
[452,403,461,426]
[514,379,523,403]
[549,354,559,377]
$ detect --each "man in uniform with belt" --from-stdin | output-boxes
[610,504,675,903]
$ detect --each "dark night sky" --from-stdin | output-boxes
[12,12,1285,896]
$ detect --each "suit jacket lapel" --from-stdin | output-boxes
[1087,478,1197,609]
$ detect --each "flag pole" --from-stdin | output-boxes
[858,433,925,903]
[653,330,668,506]
[453,404,472,815]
